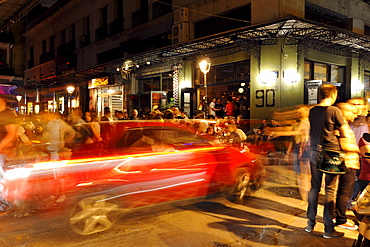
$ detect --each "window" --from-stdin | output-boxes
[28,47,34,68]
[215,64,235,83]
[195,60,250,86]
[152,77,160,91]
[304,60,346,104]
[60,30,65,45]
[236,61,250,81]
[99,6,108,27]
[194,5,251,38]
[42,40,47,55]
[364,72,370,111]
[365,72,370,89]
[152,0,171,19]
[314,62,328,82]
[115,0,123,20]
[305,60,344,83]
[139,75,171,92]
[305,3,351,31]
[83,17,90,34]
[304,61,311,79]
[116,127,211,154]
[330,65,344,83]
[49,36,54,52]
[142,78,152,92]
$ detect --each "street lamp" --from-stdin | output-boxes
[199,57,211,117]
[16,95,22,114]
[67,85,75,114]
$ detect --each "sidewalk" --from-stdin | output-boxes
[256,154,360,246]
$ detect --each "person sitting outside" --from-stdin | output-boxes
[130,109,139,120]
[225,123,242,148]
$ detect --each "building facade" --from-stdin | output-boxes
[20,0,370,120]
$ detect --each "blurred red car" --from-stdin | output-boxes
[1,121,265,235]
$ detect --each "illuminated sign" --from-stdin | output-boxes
[90,77,109,88]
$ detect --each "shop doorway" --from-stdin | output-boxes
[181,88,196,118]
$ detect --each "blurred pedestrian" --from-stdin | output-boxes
[0,95,16,173]
[290,105,311,202]
[41,113,75,160]
[334,102,360,230]
[0,94,16,214]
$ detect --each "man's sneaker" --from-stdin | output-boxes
[337,221,359,230]
[323,230,345,239]
[305,225,314,233]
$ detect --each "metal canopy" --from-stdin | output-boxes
[126,16,370,65]
[0,0,38,34]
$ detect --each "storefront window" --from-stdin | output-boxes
[139,75,172,92]
[236,61,250,81]
[304,60,346,104]
[194,60,250,85]
[314,62,328,82]
[304,61,311,79]
[365,72,370,89]
[141,78,152,92]
[162,78,172,91]
[215,64,235,83]
[152,77,160,91]
[331,65,344,83]
[365,72,370,112]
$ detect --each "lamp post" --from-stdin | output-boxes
[16,95,22,115]
[199,57,211,117]
[67,86,75,114]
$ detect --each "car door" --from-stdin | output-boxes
[111,126,223,207]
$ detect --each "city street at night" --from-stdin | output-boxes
[0,157,359,247]
[0,0,370,246]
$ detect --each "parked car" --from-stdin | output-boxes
[1,121,265,235]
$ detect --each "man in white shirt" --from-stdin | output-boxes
[208,97,216,119]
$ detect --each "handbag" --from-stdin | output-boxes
[316,145,347,174]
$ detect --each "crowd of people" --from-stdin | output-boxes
[0,96,254,168]
[303,85,370,239]
[1,89,370,233]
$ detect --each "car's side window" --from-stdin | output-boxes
[115,127,212,153]
[152,128,211,149]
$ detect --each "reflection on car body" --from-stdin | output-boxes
[1,121,265,235]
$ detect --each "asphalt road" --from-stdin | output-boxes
[0,159,359,247]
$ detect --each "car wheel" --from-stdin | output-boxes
[221,168,252,204]
[69,194,119,235]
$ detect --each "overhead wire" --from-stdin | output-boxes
[153,0,251,24]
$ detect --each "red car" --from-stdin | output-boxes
[1,121,265,235]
